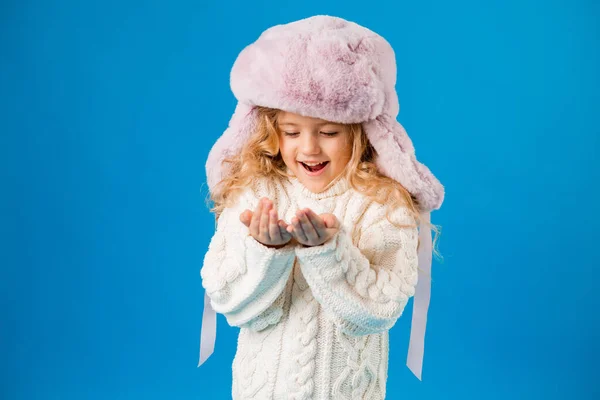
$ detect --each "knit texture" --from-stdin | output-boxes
[200,175,419,399]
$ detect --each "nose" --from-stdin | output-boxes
[300,133,321,155]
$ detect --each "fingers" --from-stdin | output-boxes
[278,220,291,241]
[290,209,340,246]
[286,216,300,240]
[268,208,282,242]
[288,214,308,243]
[247,199,339,247]
[260,200,271,242]
[304,209,326,237]
[239,210,253,227]
[249,199,262,236]
[322,213,340,230]
[297,209,319,242]
[249,197,292,246]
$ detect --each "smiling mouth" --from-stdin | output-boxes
[299,161,329,172]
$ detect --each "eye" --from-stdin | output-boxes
[320,131,338,137]
[283,132,300,137]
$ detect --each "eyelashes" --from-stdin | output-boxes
[283,131,339,137]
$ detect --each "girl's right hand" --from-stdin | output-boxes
[239,198,293,248]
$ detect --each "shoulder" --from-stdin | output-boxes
[354,198,419,257]
[348,189,416,231]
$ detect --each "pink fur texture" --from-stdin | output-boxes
[206,15,444,212]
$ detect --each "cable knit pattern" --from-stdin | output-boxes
[296,211,419,336]
[332,328,379,400]
[201,175,419,400]
[237,331,269,398]
[287,265,319,400]
[200,184,297,328]
[240,288,286,331]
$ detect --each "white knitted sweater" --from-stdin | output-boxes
[200,175,419,400]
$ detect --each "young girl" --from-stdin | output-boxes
[198,15,444,399]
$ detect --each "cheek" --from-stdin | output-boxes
[330,139,352,162]
[278,142,294,161]
[277,138,287,154]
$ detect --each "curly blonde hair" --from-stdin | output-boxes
[205,106,442,261]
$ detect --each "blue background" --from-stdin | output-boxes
[2,0,598,399]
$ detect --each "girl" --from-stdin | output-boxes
[198,15,444,399]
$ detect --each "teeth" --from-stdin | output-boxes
[302,162,326,166]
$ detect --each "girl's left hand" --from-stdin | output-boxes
[285,208,340,247]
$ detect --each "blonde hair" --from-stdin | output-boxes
[205,106,442,261]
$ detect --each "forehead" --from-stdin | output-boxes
[277,111,342,127]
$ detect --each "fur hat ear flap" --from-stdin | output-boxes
[364,114,444,212]
[205,103,257,191]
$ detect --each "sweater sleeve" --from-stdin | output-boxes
[200,191,296,331]
[295,206,419,336]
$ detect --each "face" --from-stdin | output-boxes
[277,111,353,193]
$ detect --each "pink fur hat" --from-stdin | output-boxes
[205,15,444,212]
[200,15,444,381]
